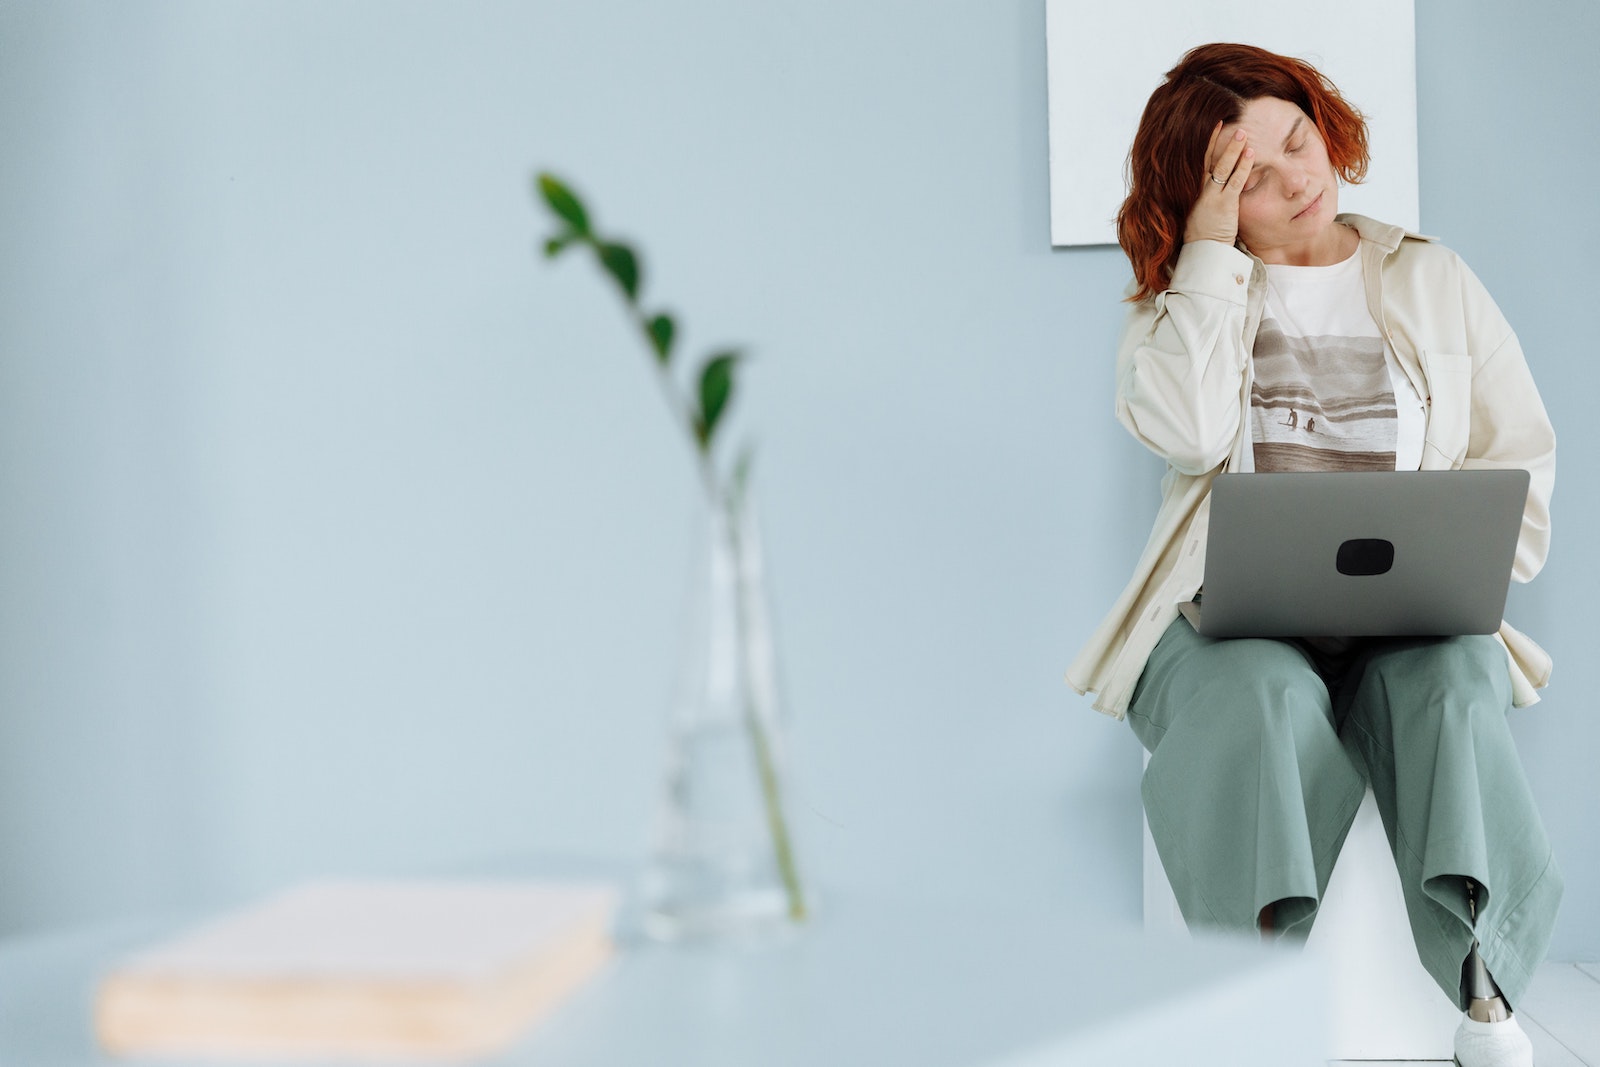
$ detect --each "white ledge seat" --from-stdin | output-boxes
[1142,768,1462,1062]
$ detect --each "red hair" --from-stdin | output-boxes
[1117,43,1370,302]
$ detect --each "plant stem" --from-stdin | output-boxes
[629,306,708,473]
[556,214,806,924]
[723,497,808,921]
[626,272,801,920]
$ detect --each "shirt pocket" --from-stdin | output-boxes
[1421,349,1472,467]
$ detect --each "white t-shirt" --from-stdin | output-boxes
[1245,246,1425,472]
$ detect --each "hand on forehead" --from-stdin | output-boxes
[1219,98,1311,151]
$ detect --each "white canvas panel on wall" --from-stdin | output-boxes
[1046,0,1418,247]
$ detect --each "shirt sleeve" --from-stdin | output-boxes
[1455,259,1556,583]
[1114,240,1255,474]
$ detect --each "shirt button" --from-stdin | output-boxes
[1233,274,1245,285]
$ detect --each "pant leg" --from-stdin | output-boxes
[1337,634,1563,1010]
[1128,617,1369,938]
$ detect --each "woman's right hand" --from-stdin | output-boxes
[1183,122,1254,246]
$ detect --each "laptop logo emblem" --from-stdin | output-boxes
[1336,538,1395,577]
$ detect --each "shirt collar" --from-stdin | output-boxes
[1336,212,1435,252]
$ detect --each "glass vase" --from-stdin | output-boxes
[637,488,811,944]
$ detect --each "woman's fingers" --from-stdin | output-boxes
[1226,145,1254,190]
[1203,121,1224,171]
[1207,129,1248,187]
[1184,127,1248,246]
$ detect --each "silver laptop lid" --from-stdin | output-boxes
[1190,470,1530,639]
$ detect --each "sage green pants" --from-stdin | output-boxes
[1127,617,1562,1010]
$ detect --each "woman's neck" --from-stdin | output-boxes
[1249,221,1359,267]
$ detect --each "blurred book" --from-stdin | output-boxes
[94,878,622,1061]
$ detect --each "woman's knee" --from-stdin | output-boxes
[1400,635,1506,685]
[1367,635,1510,699]
[1352,635,1513,734]
[1206,655,1337,740]
[1139,630,1333,739]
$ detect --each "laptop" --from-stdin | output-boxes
[1179,469,1530,638]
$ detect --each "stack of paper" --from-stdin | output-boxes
[94,879,621,1060]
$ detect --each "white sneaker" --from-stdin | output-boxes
[1454,1013,1533,1067]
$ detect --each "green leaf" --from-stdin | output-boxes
[694,350,741,450]
[646,313,675,364]
[598,242,640,301]
[536,173,590,235]
[544,232,578,258]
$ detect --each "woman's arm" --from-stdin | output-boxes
[1457,263,1556,583]
[1114,239,1255,474]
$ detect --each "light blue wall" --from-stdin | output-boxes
[1,0,1595,959]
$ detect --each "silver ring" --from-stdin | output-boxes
[1209,173,1228,186]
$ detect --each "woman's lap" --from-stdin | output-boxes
[1127,618,1561,1006]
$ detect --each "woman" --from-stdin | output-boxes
[1066,43,1560,1067]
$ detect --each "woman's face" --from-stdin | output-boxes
[1223,96,1340,258]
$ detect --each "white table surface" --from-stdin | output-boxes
[0,882,1329,1067]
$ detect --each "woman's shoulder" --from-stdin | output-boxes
[1344,216,1510,328]
[1342,213,1473,278]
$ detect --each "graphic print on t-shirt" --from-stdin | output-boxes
[1250,317,1398,472]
